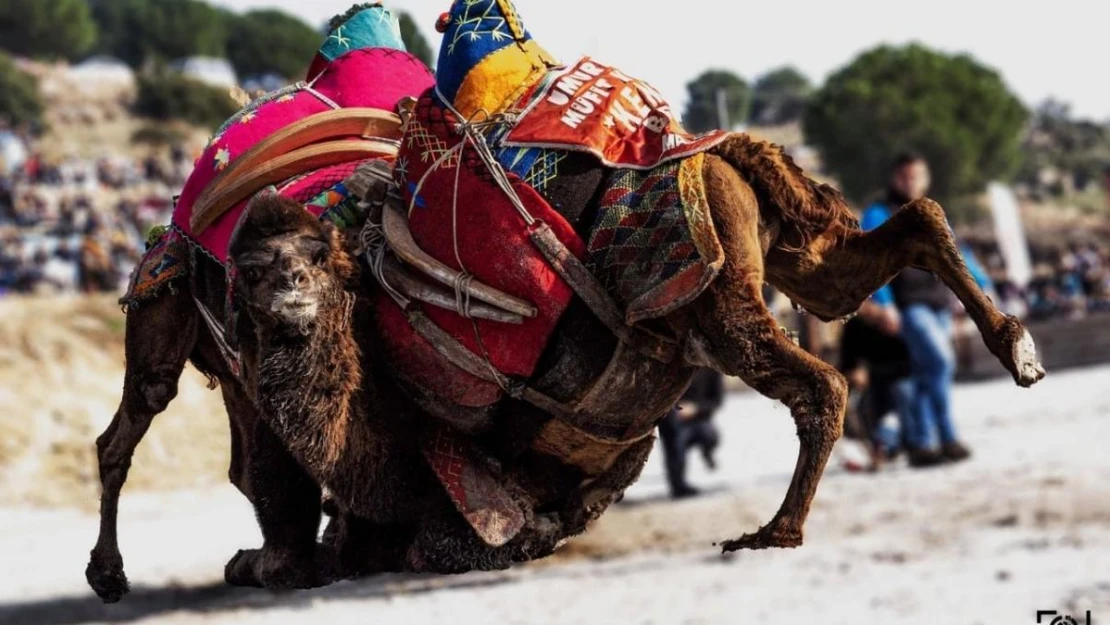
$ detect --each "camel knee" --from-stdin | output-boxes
[792,370,847,442]
[130,365,181,413]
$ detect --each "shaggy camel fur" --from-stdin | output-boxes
[87,135,1045,600]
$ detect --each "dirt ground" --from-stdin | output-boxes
[1,308,1108,625]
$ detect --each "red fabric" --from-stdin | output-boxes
[171,48,433,262]
[375,93,584,407]
[504,56,729,170]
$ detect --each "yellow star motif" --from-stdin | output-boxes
[240,111,257,124]
[277,94,295,103]
[214,147,231,171]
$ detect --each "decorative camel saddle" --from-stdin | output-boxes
[361,0,730,544]
[124,3,433,307]
[373,0,729,408]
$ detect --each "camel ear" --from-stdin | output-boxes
[320,219,359,286]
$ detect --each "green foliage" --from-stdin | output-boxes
[1018,99,1110,195]
[0,0,96,61]
[227,9,320,79]
[135,72,238,129]
[90,0,230,68]
[398,12,434,69]
[804,44,1027,216]
[682,70,750,133]
[131,123,188,147]
[0,53,44,131]
[750,66,811,126]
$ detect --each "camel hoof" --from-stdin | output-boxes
[720,524,803,553]
[86,554,130,604]
[224,549,265,588]
[1012,329,1045,388]
[224,547,324,590]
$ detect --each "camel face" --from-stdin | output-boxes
[238,234,332,329]
[229,195,343,332]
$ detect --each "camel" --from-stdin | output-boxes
[87,0,1046,601]
[87,142,1045,601]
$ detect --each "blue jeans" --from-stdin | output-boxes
[900,305,957,448]
[872,377,916,454]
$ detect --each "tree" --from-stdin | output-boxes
[804,44,1027,215]
[750,66,811,126]
[226,9,320,79]
[135,72,238,129]
[398,11,435,68]
[90,0,229,68]
[0,0,96,61]
[0,53,44,131]
[682,70,750,133]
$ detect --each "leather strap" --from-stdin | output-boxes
[527,221,678,364]
[191,138,399,233]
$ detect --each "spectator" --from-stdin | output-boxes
[658,369,724,498]
[861,153,990,468]
[838,305,913,470]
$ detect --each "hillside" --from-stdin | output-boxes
[0,295,229,508]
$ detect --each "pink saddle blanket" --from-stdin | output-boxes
[170,47,433,262]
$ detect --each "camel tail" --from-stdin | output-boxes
[709,133,857,245]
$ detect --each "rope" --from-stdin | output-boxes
[359,201,409,308]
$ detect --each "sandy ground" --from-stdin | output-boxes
[0,296,231,508]
[1,358,1108,624]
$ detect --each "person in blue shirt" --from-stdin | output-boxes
[860,153,991,468]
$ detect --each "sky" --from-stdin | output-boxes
[214,0,1109,121]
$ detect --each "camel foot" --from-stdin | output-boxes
[224,547,328,590]
[86,551,130,604]
[1011,328,1046,387]
[720,520,803,553]
[994,317,1045,388]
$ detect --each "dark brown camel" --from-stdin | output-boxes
[87,131,1044,600]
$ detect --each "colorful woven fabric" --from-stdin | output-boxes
[376,94,585,408]
[422,423,525,547]
[435,0,557,120]
[171,3,433,263]
[504,57,730,170]
[120,227,189,306]
[585,152,724,323]
[484,122,566,194]
[308,3,406,78]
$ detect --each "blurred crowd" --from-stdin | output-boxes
[974,241,1110,321]
[0,144,190,296]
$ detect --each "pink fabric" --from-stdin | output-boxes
[171,48,433,262]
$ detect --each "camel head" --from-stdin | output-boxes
[229,192,356,333]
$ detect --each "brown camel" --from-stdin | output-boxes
[87,131,1045,601]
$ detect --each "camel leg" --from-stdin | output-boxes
[87,289,198,603]
[769,198,1044,387]
[693,275,847,551]
[690,157,846,551]
[224,419,328,589]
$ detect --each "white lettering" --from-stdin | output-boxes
[546,90,570,106]
[562,108,588,129]
[609,99,642,132]
[570,98,596,115]
[620,86,651,119]
[581,87,606,106]
[579,61,607,76]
